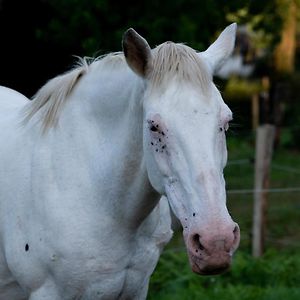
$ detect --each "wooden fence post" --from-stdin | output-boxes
[251,94,259,130]
[252,124,275,257]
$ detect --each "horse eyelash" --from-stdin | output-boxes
[224,122,229,131]
[219,122,229,133]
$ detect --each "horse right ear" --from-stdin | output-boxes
[122,28,153,78]
[200,23,237,74]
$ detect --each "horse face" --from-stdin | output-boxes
[143,83,239,275]
[123,24,240,275]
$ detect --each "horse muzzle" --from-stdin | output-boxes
[185,223,240,275]
[188,249,232,275]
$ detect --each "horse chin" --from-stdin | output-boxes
[187,251,232,276]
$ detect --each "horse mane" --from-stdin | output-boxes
[23,54,127,132]
[150,42,211,92]
[23,43,211,132]
[23,57,89,132]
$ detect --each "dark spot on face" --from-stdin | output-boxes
[150,125,158,132]
[159,138,161,142]
[196,249,198,253]
[193,213,196,217]
[219,127,223,132]
[156,149,158,152]
[25,244,29,252]
[162,145,165,149]
[151,142,154,145]
[161,131,165,136]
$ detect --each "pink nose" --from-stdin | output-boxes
[186,223,240,275]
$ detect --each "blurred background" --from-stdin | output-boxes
[0,0,299,299]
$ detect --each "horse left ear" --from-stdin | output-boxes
[200,23,237,74]
[122,28,153,78]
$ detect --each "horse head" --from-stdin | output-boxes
[123,24,240,275]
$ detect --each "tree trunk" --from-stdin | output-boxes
[274,0,297,74]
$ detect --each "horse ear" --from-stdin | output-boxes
[200,23,237,74]
[122,28,152,78]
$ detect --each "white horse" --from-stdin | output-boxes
[0,24,240,299]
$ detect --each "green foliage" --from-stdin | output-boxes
[38,0,247,56]
[224,77,264,101]
[281,72,300,148]
[148,250,300,300]
[247,0,284,49]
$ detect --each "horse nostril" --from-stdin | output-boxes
[232,224,240,251]
[233,224,239,239]
[233,225,238,234]
[192,234,205,251]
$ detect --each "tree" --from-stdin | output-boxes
[274,0,298,74]
[37,0,246,55]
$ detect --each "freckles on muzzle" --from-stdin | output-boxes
[184,223,240,275]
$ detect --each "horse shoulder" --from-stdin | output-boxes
[115,197,172,298]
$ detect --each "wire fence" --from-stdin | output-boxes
[227,187,300,194]
[165,156,300,254]
[226,158,300,194]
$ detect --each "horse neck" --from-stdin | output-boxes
[60,65,161,228]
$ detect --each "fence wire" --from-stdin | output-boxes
[226,158,300,194]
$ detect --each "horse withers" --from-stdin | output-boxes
[0,24,239,299]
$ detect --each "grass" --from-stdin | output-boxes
[148,250,300,300]
[225,133,300,252]
[148,134,300,299]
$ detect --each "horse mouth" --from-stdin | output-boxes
[191,261,230,275]
[188,252,232,276]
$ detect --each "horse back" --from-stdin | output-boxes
[0,86,28,110]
